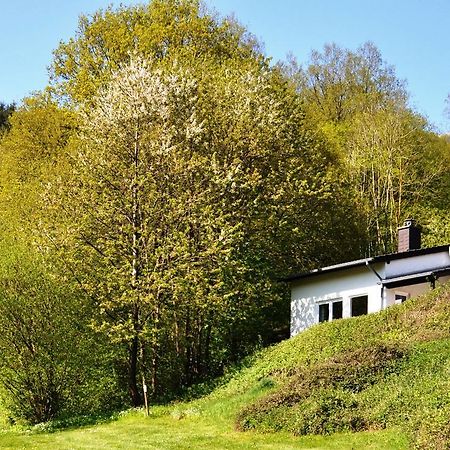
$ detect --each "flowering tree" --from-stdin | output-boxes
[48,52,342,402]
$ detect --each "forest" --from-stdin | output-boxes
[0,0,449,424]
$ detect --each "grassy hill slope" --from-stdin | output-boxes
[1,283,450,449]
[228,282,450,449]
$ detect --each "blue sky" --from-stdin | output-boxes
[2,0,450,132]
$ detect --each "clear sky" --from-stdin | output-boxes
[2,0,450,132]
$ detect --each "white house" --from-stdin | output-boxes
[286,220,450,336]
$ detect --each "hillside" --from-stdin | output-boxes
[1,283,450,449]
[228,282,450,448]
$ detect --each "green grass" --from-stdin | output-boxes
[0,364,409,449]
[0,407,408,449]
[1,283,450,449]
[0,370,409,449]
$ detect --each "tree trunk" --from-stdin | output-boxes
[128,128,143,406]
[129,335,142,406]
[203,321,212,376]
[150,303,160,398]
[185,308,192,384]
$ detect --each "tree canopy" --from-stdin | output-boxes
[285,41,450,254]
[0,0,448,422]
[292,42,407,124]
[51,0,261,104]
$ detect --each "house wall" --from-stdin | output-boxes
[385,282,430,306]
[290,254,450,337]
[290,263,384,336]
[385,250,450,278]
[384,275,450,306]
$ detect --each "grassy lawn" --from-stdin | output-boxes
[0,407,408,449]
[5,285,450,449]
[0,368,410,450]
[0,381,409,449]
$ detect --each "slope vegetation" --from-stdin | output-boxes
[228,282,450,449]
[1,283,450,449]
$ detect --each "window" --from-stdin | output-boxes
[351,295,368,317]
[319,300,342,323]
[395,293,408,304]
[332,301,343,320]
[319,303,329,323]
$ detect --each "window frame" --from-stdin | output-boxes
[317,298,343,323]
[395,291,409,304]
[350,294,368,317]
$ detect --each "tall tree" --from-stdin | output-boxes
[0,102,15,131]
[345,107,448,253]
[286,42,449,254]
[294,42,407,125]
[51,0,260,105]
[45,51,359,403]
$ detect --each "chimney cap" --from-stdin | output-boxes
[399,218,420,229]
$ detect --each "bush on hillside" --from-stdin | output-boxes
[412,405,450,450]
[236,344,405,434]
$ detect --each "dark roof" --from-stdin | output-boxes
[281,244,450,283]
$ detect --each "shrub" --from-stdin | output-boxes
[236,344,405,434]
[0,252,125,424]
[292,389,366,435]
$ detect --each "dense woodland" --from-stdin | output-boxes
[0,0,449,424]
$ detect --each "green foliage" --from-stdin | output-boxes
[51,0,260,104]
[287,41,450,254]
[0,102,15,131]
[236,345,405,433]
[8,268,450,449]
[228,284,450,448]
[0,94,77,234]
[345,108,450,253]
[411,404,450,450]
[407,132,450,247]
[0,97,128,424]
[0,244,119,423]
[26,410,125,433]
[292,42,407,124]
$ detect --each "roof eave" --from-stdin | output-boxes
[281,244,450,284]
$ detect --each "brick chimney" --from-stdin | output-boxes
[397,219,421,253]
